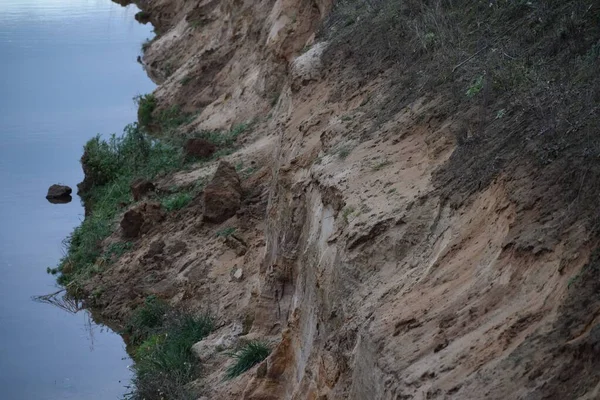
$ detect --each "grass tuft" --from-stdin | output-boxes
[161,192,194,212]
[125,306,214,400]
[225,341,271,380]
[126,295,169,345]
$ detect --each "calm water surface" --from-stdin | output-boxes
[0,0,155,398]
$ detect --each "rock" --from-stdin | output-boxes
[184,138,217,159]
[46,184,72,204]
[232,267,244,281]
[203,161,242,223]
[120,202,166,238]
[47,196,72,204]
[290,42,326,92]
[225,234,248,256]
[134,11,151,24]
[46,184,72,199]
[192,323,243,361]
[131,179,155,201]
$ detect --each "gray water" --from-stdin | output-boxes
[0,0,155,398]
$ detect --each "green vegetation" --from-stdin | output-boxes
[466,75,484,98]
[225,341,270,380]
[101,241,133,264]
[126,295,169,345]
[324,0,600,240]
[342,205,355,223]
[179,75,193,86]
[54,123,185,286]
[161,191,194,211]
[54,115,255,287]
[135,94,157,128]
[135,94,194,134]
[235,161,257,179]
[337,144,353,160]
[372,160,391,171]
[141,38,152,53]
[216,227,236,237]
[197,122,250,147]
[124,296,214,400]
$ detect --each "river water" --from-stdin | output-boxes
[0,0,155,398]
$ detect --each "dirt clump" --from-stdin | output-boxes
[120,201,166,238]
[203,161,242,223]
[130,178,155,201]
[184,138,216,160]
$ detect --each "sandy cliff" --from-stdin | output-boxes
[85,0,600,398]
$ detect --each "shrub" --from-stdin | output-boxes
[225,341,271,380]
[135,94,157,128]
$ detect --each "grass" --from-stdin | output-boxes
[225,341,270,380]
[198,122,250,147]
[54,123,186,286]
[216,227,236,237]
[372,160,391,171]
[101,241,133,264]
[323,0,600,244]
[342,206,355,223]
[55,117,255,287]
[135,93,195,134]
[124,297,214,400]
[337,144,353,159]
[126,295,169,345]
[161,191,194,211]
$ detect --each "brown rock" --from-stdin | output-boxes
[131,179,155,201]
[203,161,242,223]
[184,138,217,159]
[46,184,72,199]
[120,202,166,238]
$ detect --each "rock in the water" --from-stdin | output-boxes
[184,138,217,159]
[121,202,166,238]
[203,161,242,223]
[131,179,155,201]
[46,184,72,202]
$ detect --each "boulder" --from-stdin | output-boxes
[131,179,155,201]
[192,323,244,361]
[184,138,216,159]
[203,161,242,223]
[120,202,166,238]
[46,184,72,203]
